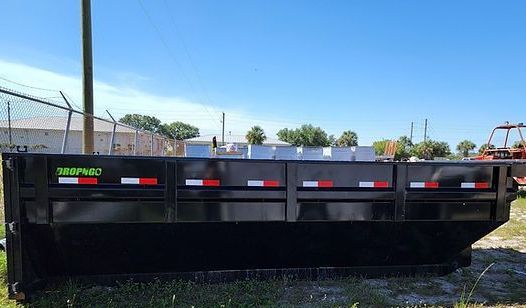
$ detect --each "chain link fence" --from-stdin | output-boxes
[0,86,179,156]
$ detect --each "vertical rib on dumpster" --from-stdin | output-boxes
[3,157,25,300]
[495,165,509,221]
[286,163,297,222]
[35,156,49,224]
[395,164,407,221]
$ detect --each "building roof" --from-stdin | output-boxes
[185,134,290,146]
[0,116,136,133]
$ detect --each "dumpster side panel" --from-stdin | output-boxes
[1,154,518,300]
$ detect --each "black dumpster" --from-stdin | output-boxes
[2,153,525,300]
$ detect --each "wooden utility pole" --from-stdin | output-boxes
[81,0,94,154]
[221,112,225,145]
[423,119,428,142]
[410,121,414,143]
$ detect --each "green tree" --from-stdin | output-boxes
[372,136,413,160]
[456,140,477,157]
[410,140,451,160]
[277,124,332,146]
[245,126,267,145]
[336,130,358,147]
[158,121,200,140]
[373,139,390,156]
[478,143,495,154]
[396,136,413,160]
[119,114,162,132]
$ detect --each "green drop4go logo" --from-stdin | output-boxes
[56,167,103,177]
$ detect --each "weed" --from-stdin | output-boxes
[454,263,495,308]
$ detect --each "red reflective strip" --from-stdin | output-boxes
[203,179,220,186]
[139,178,158,185]
[318,180,333,188]
[78,177,98,185]
[263,180,279,187]
[374,181,389,188]
[475,182,489,189]
[425,182,439,188]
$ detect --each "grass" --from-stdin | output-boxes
[454,263,495,308]
[0,198,523,307]
[492,198,526,241]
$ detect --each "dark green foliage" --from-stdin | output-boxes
[246,126,267,145]
[277,124,337,147]
[456,140,477,157]
[119,114,162,132]
[119,114,199,140]
[336,131,358,147]
[373,136,413,160]
[158,122,200,140]
[411,140,451,160]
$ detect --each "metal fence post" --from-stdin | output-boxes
[150,133,154,156]
[134,130,138,156]
[61,110,72,154]
[7,100,12,151]
[60,92,73,154]
[106,110,117,155]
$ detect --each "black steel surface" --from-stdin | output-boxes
[297,163,393,188]
[2,153,523,300]
[406,165,494,189]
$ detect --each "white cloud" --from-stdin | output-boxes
[0,58,298,138]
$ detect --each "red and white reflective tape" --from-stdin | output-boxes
[302,180,334,188]
[410,181,439,188]
[359,181,389,188]
[58,177,98,185]
[247,180,280,187]
[461,182,489,189]
[121,177,158,185]
[185,179,220,186]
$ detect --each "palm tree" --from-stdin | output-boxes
[457,140,477,157]
[246,126,267,145]
[336,131,358,147]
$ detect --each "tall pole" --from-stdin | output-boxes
[81,0,94,154]
[410,121,414,143]
[423,118,428,142]
[7,101,12,150]
[221,112,225,146]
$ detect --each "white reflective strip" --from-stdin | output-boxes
[410,182,425,188]
[461,182,476,188]
[302,181,319,187]
[121,178,140,184]
[185,179,203,186]
[359,181,375,188]
[58,177,78,184]
[247,180,264,187]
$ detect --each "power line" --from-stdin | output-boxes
[162,0,223,124]
[0,76,60,92]
[136,0,222,129]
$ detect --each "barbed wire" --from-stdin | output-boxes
[0,85,178,156]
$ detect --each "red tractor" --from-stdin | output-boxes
[475,123,526,185]
[476,122,526,160]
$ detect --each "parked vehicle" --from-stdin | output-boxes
[476,122,526,160]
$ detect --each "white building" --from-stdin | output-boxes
[0,116,167,155]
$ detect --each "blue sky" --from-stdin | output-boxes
[1,1,525,149]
